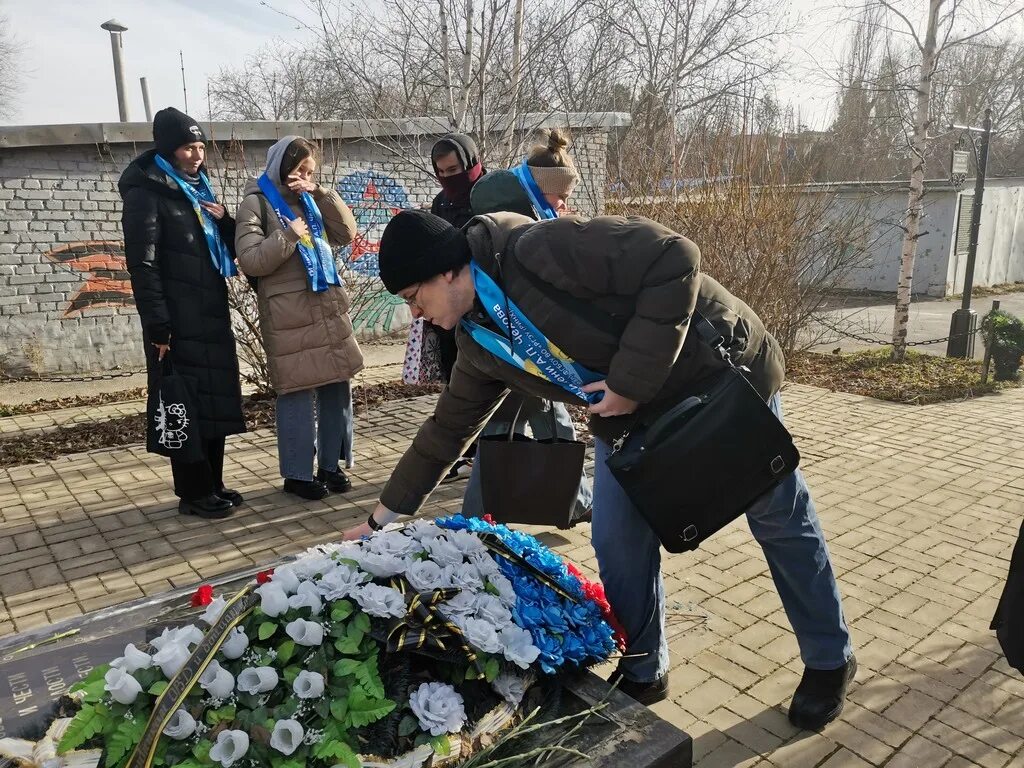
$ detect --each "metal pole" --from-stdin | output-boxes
[946,108,992,358]
[100,20,130,122]
[140,77,153,122]
[180,50,189,114]
[981,299,1000,385]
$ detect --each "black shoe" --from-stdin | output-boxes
[317,467,353,493]
[215,487,244,506]
[283,478,329,500]
[608,668,670,706]
[178,493,234,519]
[788,655,858,731]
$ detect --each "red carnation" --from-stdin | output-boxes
[563,560,585,580]
[482,514,495,524]
[190,584,214,607]
[256,569,274,584]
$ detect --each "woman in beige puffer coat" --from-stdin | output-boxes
[235,136,364,500]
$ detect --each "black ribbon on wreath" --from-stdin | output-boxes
[474,531,580,604]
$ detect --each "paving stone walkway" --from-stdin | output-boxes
[1,382,1022,767]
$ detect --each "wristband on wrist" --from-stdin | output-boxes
[366,512,383,531]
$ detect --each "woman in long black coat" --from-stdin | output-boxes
[119,107,246,519]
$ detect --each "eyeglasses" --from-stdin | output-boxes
[403,284,423,311]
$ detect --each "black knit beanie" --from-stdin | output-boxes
[431,133,479,174]
[153,107,206,159]
[378,210,472,294]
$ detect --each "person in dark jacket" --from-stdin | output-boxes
[119,107,246,519]
[344,209,856,730]
[425,133,486,481]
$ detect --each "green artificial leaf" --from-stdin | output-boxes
[70,664,111,704]
[355,655,385,700]
[258,621,277,641]
[466,666,481,681]
[192,739,212,763]
[104,715,145,768]
[430,735,452,756]
[205,704,236,725]
[333,658,361,678]
[57,703,107,754]
[147,680,169,696]
[484,657,500,683]
[483,579,501,597]
[352,612,371,633]
[333,623,364,655]
[277,639,296,664]
[398,714,419,738]
[314,739,360,767]
[346,688,396,728]
[330,600,355,622]
[169,761,204,768]
[314,698,331,720]
[336,557,360,570]
[329,698,349,723]
[277,759,306,768]
[282,665,302,685]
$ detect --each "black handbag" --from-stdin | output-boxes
[605,314,800,553]
[478,398,587,529]
[146,356,204,463]
[992,518,1024,676]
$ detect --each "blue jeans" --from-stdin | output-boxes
[276,381,354,481]
[463,399,593,519]
[593,393,852,683]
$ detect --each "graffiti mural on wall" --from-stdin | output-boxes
[336,170,412,336]
[43,241,134,317]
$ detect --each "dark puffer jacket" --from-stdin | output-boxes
[380,212,785,514]
[119,149,246,443]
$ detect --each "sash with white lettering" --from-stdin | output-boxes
[510,161,558,220]
[461,261,603,404]
[256,173,341,293]
[153,154,237,278]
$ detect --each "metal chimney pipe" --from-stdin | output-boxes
[140,76,153,122]
[100,19,130,122]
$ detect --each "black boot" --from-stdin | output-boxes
[179,493,234,519]
[283,478,329,500]
[215,487,244,506]
[317,467,353,493]
[788,655,858,731]
[608,668,670,706]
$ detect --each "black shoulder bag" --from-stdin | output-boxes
[605,314,800,553]
[146,356,204,463]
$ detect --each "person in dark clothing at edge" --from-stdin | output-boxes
[426,133,484,481]
[119,108,247,519]
[343,208,857,730]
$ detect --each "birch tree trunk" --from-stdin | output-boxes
[891,0,942,361]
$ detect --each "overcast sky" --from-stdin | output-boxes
[3,0,865,130]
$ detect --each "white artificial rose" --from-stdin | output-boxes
[103,667,142,705]
[271,566,301,595]
[405,560,445,593]
[403,519,444,542]
[423,536,465,568]
[235,666,279,695]
[200,596,228,627]
[473,593,513,629]
[199,660,235,699]
[441,563,484,593]
[174,624,205,648]
[111,643,152,674]
[446,529,488,557]
[355,550,408,578]
[163,709,197,740]
[269,719,304,756]
[491,672,529,706]
[441,590,477,616]
[209,729,249,768]
[152,642,191,678]
[292,670,325,699]
[499,624,541,669]
[316,564,368,600]
[489,573,518,607]
[353,584,406,618]
[285,619,324,647]
[256,582,290,618]
[455,616,502,654]
[469,552,502,580]
[290,554,334,580]
[220,628,249,660]
[409,682,466,736]
[287,581,323,615]
[367,530,419,558]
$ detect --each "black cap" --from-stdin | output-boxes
[378,210,472,294]
[153,107,206,159]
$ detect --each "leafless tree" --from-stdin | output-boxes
[0,14,23,120]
